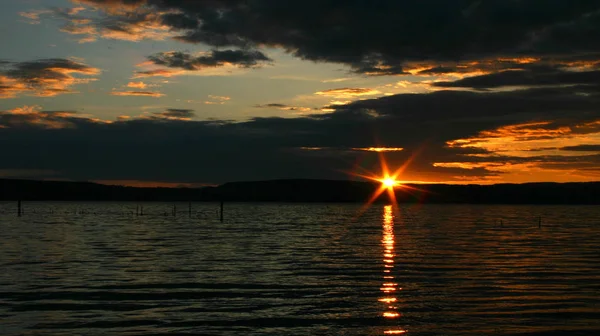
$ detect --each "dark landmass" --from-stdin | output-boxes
[1,178,599,204]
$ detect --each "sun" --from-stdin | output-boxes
[344,149,425,217]
[381,177,398,188]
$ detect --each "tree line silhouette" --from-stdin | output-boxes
[1,178,599,204]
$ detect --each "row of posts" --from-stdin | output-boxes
[497,217,542,228]
[15,200,225,222]
[16,200,544,227]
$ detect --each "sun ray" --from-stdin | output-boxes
[349,146,427,218]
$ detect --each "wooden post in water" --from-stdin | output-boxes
[140,205,144,216]
[17,200,22,217]
[220,201,224,222]
[173,204,177,217]
[538,216,542,228]
[188,202,192,218]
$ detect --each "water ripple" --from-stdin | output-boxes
[0,203,599,335]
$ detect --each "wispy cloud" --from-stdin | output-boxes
[132,69,183,78]
[151,108,195,120]
[203,95,231,105]
[254,103,313,113]
[352,147,404,152]
[110,90,165,97]
[322,78,352,83]
[19,10,52,24]
[127,81,147,89]
[315,88,382,98]
[208,95,230,101]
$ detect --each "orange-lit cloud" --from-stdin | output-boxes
[1,105,79,129]
[322,77,352,83]
[110,90,165,97]
[446,120,600,157]
[127,81,147,89]
[208,95,230,101]
[434,118,600,183]
[0,76,29,99]
[353,147,404,152]
[19,10,52,24]
[316,87,382,98]
[38,3,175,43]
[435,161,600,184]
[203,95,231,105]
[404,57,541,77]
[132,69,184,78]
[60,23,99,43]
[132,63,246,79]
[0,58,100,98]
[151,108,195,120]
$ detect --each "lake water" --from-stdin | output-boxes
[0,202,599,335]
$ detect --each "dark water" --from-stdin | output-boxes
[1,202,599,335]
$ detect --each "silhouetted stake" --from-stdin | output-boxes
[17,200,22,217]
[140,205,144,216]
[538,216,542,228]
[500,219,503,227]
[173,204,176,217]
[188,202,192,218]
[136,205,139,216]
[220,201,224,222]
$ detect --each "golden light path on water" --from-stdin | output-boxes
[379,205,406,335]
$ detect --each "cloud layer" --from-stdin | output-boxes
[7,1,600,184]
[42,0,600,76]
[2,83,599,184]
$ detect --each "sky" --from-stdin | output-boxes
[1,0,599,187]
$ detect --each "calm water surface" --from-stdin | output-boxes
[0,202,599,335]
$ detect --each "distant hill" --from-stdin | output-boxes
[0,178,599,204]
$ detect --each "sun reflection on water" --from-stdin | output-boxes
[380,205,406,335]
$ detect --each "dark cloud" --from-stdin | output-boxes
[110,90,164,97]
[59,0,600,75]
[537,155,600,170]
[255,103,289,108]
[132,69,180,78]
[413,56,600,76]
[147,50,272,70]
[154,109,195,119]
[433,68,600,89]
[560,144,600,151]
[1,84,599,183]
[316,88,381,97]
[0,106,98,129]
[77,0,146,8]
[0,58,99,98]
[253,103,313,112]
